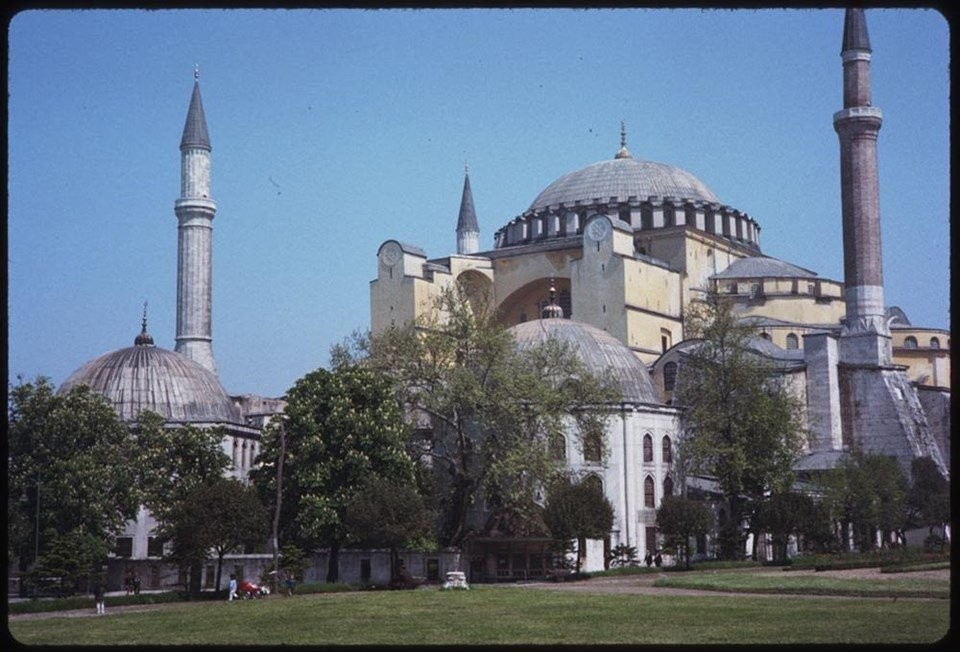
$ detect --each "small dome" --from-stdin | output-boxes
[58,345,241,424]
[509,319,660,404]
[529,156,720,212]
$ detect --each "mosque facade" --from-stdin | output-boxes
[370,9,950,570]
[57,70,282,589]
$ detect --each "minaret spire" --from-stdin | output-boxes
[834,8,888,365]
[456,163,480,255]
[175,69,218,373]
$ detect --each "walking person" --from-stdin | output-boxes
[285,570,297,596]
[228,574,238,601]
[133,574,142,595]
[92,580,105,615]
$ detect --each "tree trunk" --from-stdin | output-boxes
[444,476,472,547]
[189,560,203,598]
[216,552,225,598]
[575,537,584,576]
[389,546,398,582]
[326,541,340,584]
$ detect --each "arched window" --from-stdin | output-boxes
[550,433,566,461]
[663,475,674,497]
[785,333,799,350]
[643,434,653,462]
[583,431,602,463]
[759,332,771,340]
[583,474,603,495]
[663,362,677,392]
[241,441,248,470]
[930,337,940,349]
[232,439,239,468]
[662,436,673,464]
[904,336,918,349]
[644,476,655,508]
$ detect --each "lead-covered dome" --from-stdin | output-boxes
[58,335,241,425]
[509,318,660,405]
[529,156,720,212]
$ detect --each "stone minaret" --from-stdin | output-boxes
[174,67,218,374]
[456,164,480,255]
[834,8,890,366]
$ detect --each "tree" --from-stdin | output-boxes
[607,544,639,567]
[134,410,232,525]
[25,526,110,597]
[133,410,232,595]
[655,495,713,569]
[907,457,950,551]
[673,291,806,559]
[543,476,615,575]
[343,475,434,581]
[164,478,269,596]
[752,491,833,563]
[8,377,139,582]
[822,452,908,551]
[251,362,416,583]
[365,281,617,547]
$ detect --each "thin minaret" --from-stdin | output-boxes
[174,66,218,373]
[456,163,480,255]
[833,8,889,365]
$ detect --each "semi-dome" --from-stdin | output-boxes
[509,318,660,404]
[529,155,720,212]
[58,335,241,425]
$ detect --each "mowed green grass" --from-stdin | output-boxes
[9,584,950,645]
[655,572,951,598]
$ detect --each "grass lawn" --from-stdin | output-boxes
[9,584,949,645]
[655,572,951,599]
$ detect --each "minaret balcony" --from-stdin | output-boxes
[832,106,882,124]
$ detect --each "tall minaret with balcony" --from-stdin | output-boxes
[834,8,890,366]
[456,164,480,255]
[174,67,218,374]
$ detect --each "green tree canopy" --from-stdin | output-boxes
[907,456,950,548]
[8,377,139,574]
[543,475,615,575]
[251,362,416,582]
[655,495,713,569]
[164,477,268,596]
[365,281,617,547]
[134,410,232,526]
[343,474,434,579]
[822,451,908,551]
[752,491,833,562]
[673,291,807,559]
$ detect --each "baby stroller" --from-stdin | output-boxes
[237,580,269,599]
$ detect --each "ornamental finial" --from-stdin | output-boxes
[194,65,200,82]
[615,120,633,159]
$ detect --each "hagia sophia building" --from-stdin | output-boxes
[57,9,949,581]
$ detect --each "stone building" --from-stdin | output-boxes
[371,9,950,562]
[57,69,283,591]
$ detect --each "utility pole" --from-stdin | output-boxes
[270,418,286,595]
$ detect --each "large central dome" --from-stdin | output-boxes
[58,328,241,425]
[529,156,720,212]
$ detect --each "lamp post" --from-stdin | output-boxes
[34,474,41,564]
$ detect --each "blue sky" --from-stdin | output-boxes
[7,8,950,398]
